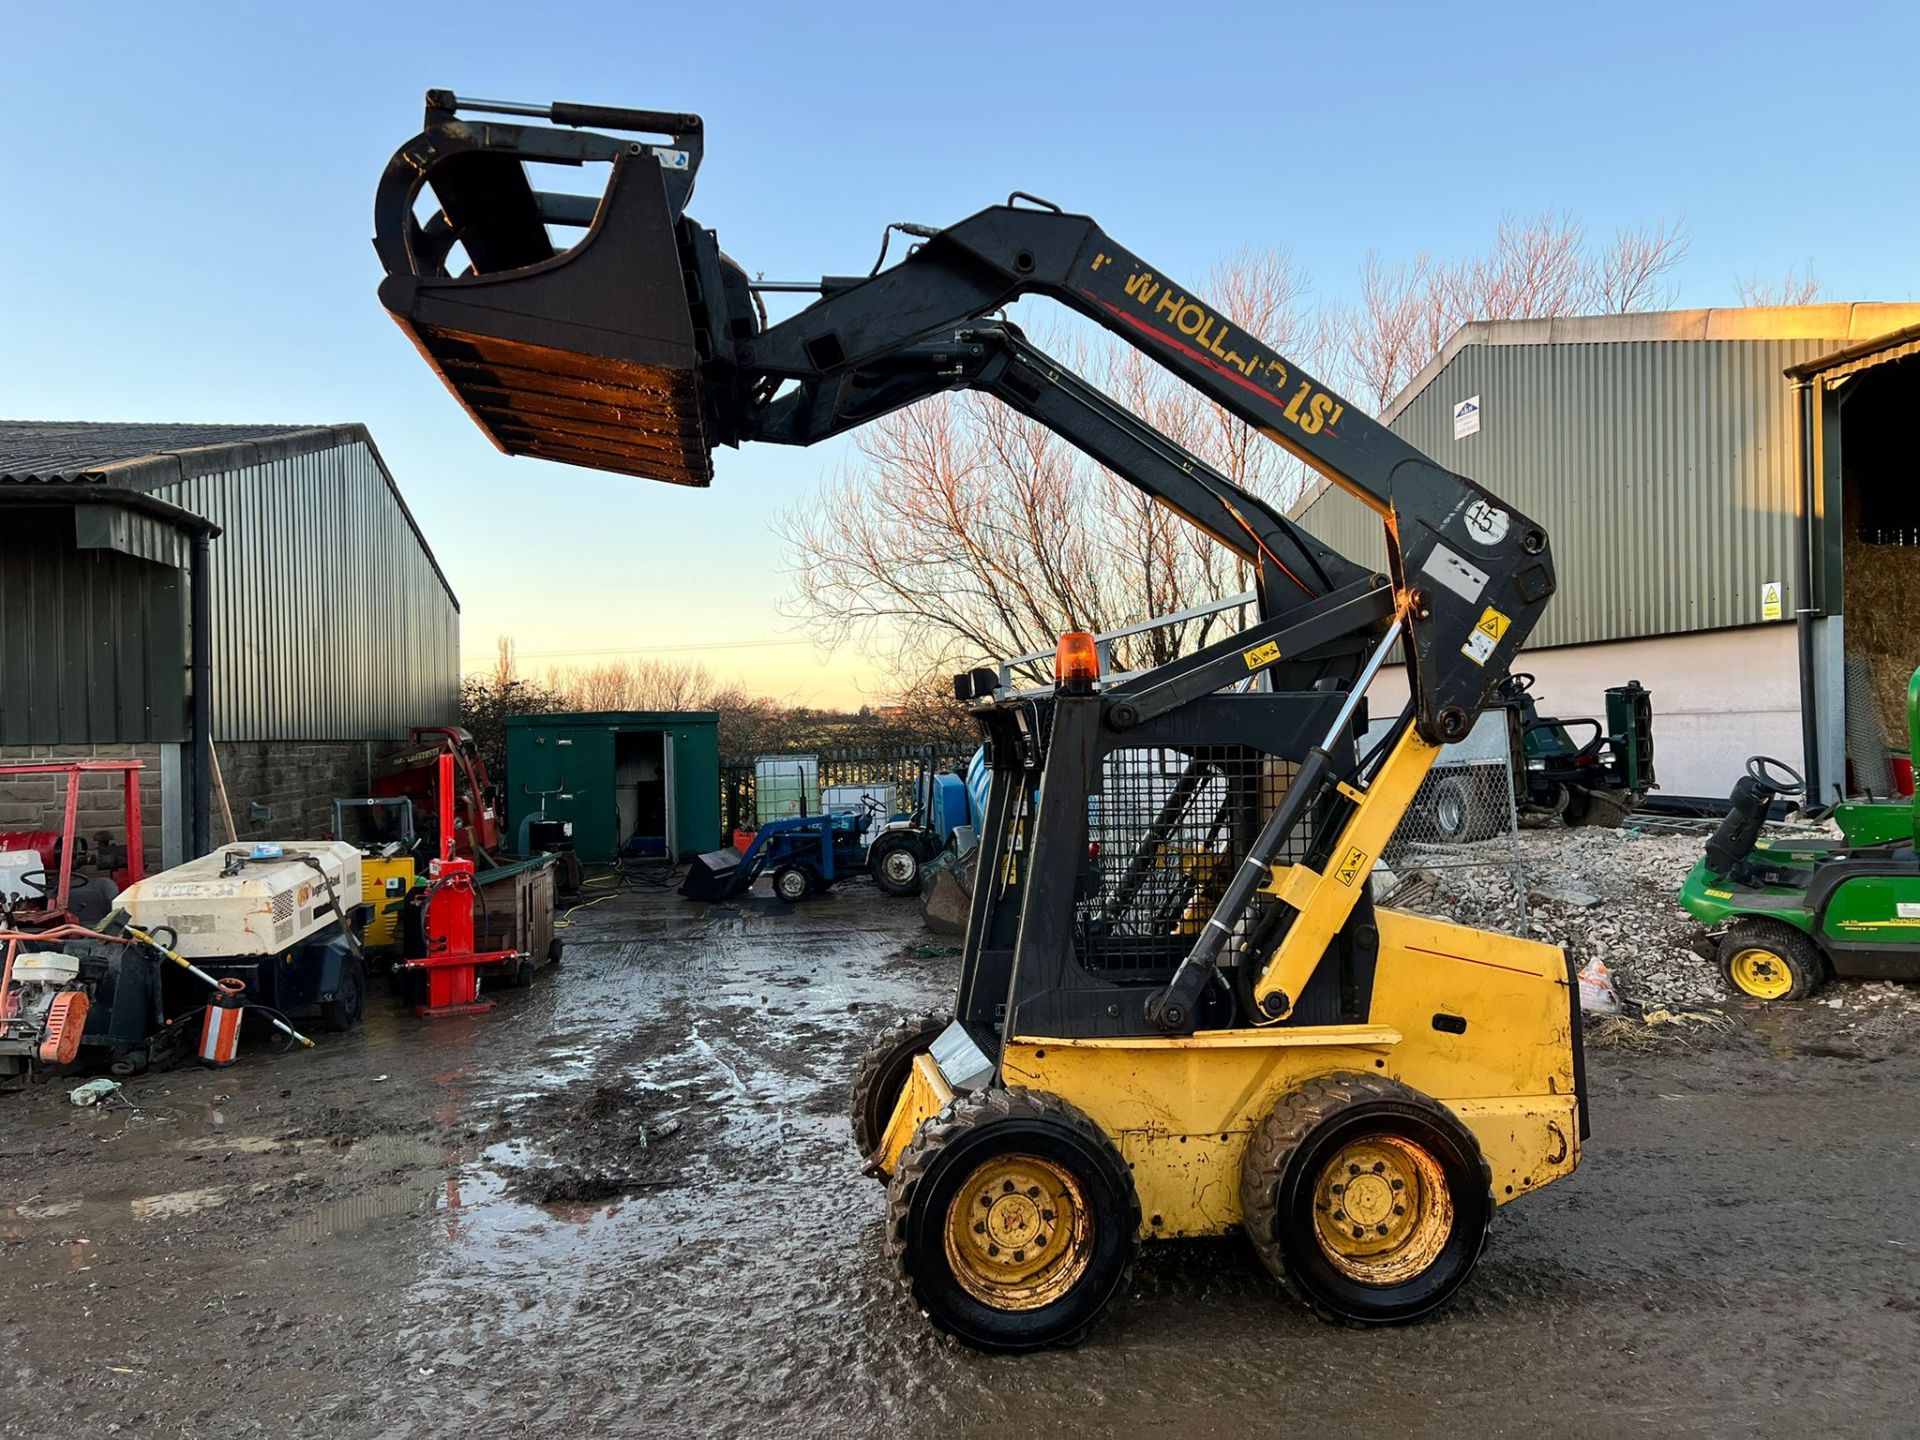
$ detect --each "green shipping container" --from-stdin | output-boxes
[504,711,721,863]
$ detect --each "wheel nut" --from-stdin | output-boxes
[1348,1164,1361,1176]
[1376,1224,1390,1236]
[1390,1178,1404,1191]
[1393,1204,1405,1216]
[1027,1186,1040,1198]
[1003,1179,1016,1194]
[1013,1250,1025,1263]
[987,1243,1000,1257]
[974,1220,986,1234]
[1371,1161,1385,1174]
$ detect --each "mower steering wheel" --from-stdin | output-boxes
[1506,672,1536,694]
[15,869,51,897]
[1746,755,1805,797]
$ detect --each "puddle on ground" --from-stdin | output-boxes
[131,1185,231,1221]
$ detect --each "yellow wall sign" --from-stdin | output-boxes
[1333,845,1369,887]
[1242,640,1282,671]
[1761,581,1783,621]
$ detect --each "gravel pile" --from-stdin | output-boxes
[1387,820,1920,1021]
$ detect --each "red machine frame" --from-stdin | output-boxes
[0,761,145,927]
[400,753,518,1018]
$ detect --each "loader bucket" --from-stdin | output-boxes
[373,95,741,486]
[680,846,746,901]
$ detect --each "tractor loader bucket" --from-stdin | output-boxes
[680,846,746,901]
[373,93,742,486]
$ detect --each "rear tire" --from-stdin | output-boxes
[1718,919,1825,1001]
[1241,1072,1492,1325]
[849,1010,950,1162]
[771,864,813,903]
[1427,772,1503,843]
[870,835,926,897]
[887,1087,1139,1353]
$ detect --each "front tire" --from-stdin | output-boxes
[1718,919,1824,1001]
[849,1010,950,1162]
[771,864,813,903]
[1241,1073,1492,1325]
[1565,786,1633,828]
[887,1087,1139,1353]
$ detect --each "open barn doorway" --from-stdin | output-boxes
[1837,352,1920,799]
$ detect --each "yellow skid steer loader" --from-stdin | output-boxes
[373,91,1583,1352]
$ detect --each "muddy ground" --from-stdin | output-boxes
[3,866,1918,1439]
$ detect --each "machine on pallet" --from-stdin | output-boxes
[332,795,419,953]
[375,91,1582,1352]
[1679,669,1920,1001]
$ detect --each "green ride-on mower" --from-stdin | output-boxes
[1679,712,1920,1002]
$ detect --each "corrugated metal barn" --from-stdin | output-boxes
[1291,304,1920,801]
[0,422,459,863]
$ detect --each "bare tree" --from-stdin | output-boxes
[779,251,1312,683]
[1337,212,1689,411]
[1736,263,1823,307]
[1591,221,1690,312]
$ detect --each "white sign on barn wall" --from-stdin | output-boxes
[1452,395,1482,440]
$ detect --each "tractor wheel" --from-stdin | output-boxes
[1718,920,1826,1001]
[1428,772,1502,844]
[509,952,537,989]
[870,835,926,897]
[849,1009,951,1162]
[1565,786,1633,828]
[319,956,367,1033]
[1241,1072,1492,1326]
[547,936,565,968]
[887,1086,1139,1353]
[771,864,813,903]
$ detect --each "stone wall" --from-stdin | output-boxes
[0,739,408,875]
[212,740,404,843]
[0,742,168,871]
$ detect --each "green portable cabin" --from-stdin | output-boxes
[505,711,721,862]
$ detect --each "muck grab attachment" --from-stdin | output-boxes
[375,91,1582,1351]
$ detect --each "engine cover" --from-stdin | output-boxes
[114,842,362,958]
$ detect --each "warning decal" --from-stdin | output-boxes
[1242,640,1282,671]
[1460,605,1511,667]
[1333,845,1368,888]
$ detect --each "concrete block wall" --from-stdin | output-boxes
[0,742,168,871]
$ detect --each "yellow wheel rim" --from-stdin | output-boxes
[1311,1134,1454,1285]
[1727,946,1794,1000]
[943,1153,1090,1311]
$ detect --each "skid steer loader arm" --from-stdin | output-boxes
[372,92,1557,1028]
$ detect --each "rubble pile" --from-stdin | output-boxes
[1401,825,1738,1010]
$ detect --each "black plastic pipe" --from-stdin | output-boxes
[1793,380,1821,804]
[190,529,212,857]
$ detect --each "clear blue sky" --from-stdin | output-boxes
[3,2,1914,705]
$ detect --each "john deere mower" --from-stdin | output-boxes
[374,91,1584,1351]
[1679,670,1920,1001]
